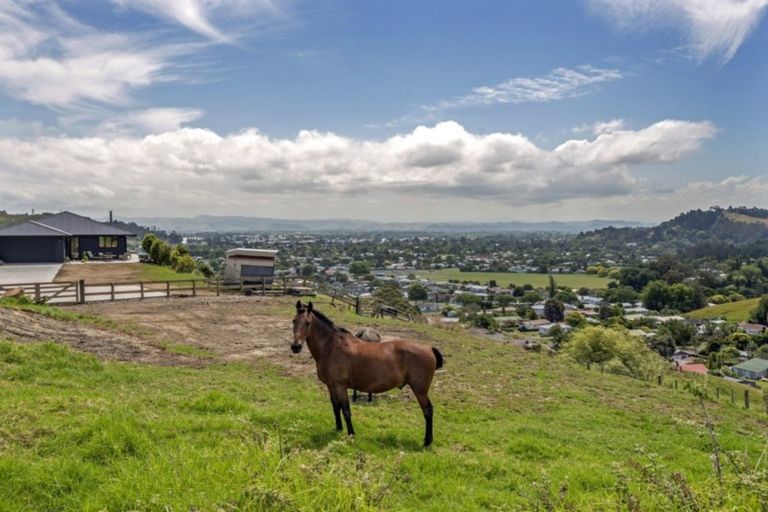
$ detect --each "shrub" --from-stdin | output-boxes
[564,326,666,380]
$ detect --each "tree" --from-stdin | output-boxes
[348,260,372,278]
[408,283,428,301]
[141,233,157,253]
[548,275,556,298]
[496,295,514,314]
[642,280,671,311]
[564,326,666,379]
[565,311,586,328]
[175,254,196,273]
[543,298,565,323]
[751,295,768,325]
[149,238,165,264]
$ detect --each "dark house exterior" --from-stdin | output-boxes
[0,212,136,264]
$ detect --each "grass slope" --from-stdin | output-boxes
[685,298,759,322]
[415,268,611,289]
[0,300,766,510]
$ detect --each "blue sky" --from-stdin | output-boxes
[0,0,766,222]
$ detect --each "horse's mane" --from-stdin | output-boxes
[309,308,351,335]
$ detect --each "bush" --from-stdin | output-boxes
[174,254,197,274]
[564,326,666,380]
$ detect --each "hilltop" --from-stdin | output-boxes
[0,295,766,510]
[579,206,768,247]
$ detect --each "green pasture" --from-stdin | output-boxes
[0,298,766,510]
[414,268,612,289]
[685,298,760,322]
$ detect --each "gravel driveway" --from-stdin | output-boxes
[0,264,62,285]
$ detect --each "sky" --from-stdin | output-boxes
[0,0,766,223]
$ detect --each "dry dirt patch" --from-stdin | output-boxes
[0,308,192,365]
[2,296,432,374]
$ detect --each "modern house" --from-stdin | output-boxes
[223,248,278,283]
[732,358,768,380]
[0,211,135,263]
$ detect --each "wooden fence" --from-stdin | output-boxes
[0,276,315,306]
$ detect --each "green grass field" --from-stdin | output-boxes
[685,298,760,322]
[138,263,200,281]
[414,268,612,289]
[1,299,766,510]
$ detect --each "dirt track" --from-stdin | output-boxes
[0,296,426,374]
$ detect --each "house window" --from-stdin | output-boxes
[99,236,118,248]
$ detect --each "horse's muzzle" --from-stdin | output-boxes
[290,342,303,354]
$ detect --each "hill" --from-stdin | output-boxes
[578,206,768,248]
[130,214,644,234]
[0,296,766,510]
[0,211,48,229]
[685,298,760,322]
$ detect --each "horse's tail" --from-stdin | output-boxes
[432,347,444,370]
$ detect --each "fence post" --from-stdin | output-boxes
[34,283,40,302]
[110,283,115,302]
[261,277,266,296]
[140,282,144,300]
[282,276,287,295]
[355,295,361,315]
[192,280,197,297]
[745,390,750,409]
[166,281,170,298]
[78,279,85,304]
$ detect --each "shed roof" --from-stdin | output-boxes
[0,211,134,237]
[733,358,768,374]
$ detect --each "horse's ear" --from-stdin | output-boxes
[296,300,303,312]
[307,301,314,313]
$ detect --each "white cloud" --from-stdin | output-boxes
[379,66,623,128]
[0,1,189,109]
[113,0,283,42]
[591,0,768,63]
[95,108,205,135]
[0,119,717,218]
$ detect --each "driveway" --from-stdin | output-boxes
[0,264,62,286]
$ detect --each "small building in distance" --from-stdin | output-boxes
[732,358,768,381]
[0,211,135,263]
[223,248,278,283]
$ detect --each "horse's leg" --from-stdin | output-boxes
[414,392,434,447]
[329,387,342,431]
[352,389,358,402]
[335,385,355,437]
[367,392,373,403]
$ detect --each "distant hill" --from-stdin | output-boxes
[0,211,49,229]
[129,215,644,234]
[578,206,768,246]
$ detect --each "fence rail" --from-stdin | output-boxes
[0,276,316,305]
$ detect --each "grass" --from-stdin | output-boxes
[137,263,200,282]
[685,298,759,322]
[413,268,612,289]
[1,299,767,510]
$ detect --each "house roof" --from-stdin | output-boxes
[738,322,766,332]
[0,211,135,238]
[733,358,768,374]
[0,220,70,237]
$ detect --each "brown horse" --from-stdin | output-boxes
[291,301,443,446]
[353,327,381,403]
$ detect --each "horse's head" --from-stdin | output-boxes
[291,300,313,353]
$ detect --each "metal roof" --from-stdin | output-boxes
[733,358,768,373]
[0,220,69,237]
[0,211,135,237]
